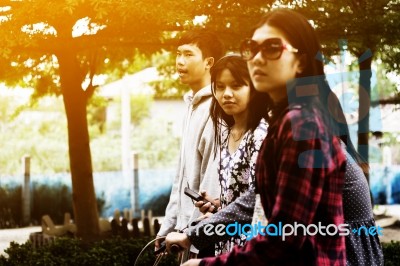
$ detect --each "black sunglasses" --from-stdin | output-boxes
[240,38,298,61]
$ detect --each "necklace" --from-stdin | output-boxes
[230,130,245,142]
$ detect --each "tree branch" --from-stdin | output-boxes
[85,51,98,98]
[371,96,400,107]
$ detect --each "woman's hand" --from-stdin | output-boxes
[196,212,213,221]
[194,190,220,214]
[165,232,191,253]
[182,259,202,266]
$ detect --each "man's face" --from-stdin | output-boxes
[176,43,210,88]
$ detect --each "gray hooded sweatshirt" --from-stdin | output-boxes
[158,85,220,236]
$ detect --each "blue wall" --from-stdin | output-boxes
[1,165,399,217]
[0,169,175,217]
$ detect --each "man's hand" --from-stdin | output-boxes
[194,190,220,214]
[165,232,191,253]
[154,236,164,252]
[182,259,202,266]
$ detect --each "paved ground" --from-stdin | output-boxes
[1,206,399,257]
[0,226,41,257]
[374,205,400,243]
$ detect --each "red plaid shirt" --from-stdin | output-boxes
[201,105,346,266]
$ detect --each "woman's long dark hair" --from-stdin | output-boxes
[210,54,269,156]
[252,9,367,171]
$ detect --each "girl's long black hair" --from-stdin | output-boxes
[252,9,367,172]
[210,54,269,157]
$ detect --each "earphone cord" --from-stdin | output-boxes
[134,236,166,266]
[134,205,209,265]
[134,224,192,266]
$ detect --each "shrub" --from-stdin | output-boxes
[31,183,74,225]
[1,237,399,265]
[0,237,177,266]
[382,240,400,266]
[141,188,171,216]
[0,183,106,228]
[0,186,21,228]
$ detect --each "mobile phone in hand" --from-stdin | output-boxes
[184,187,218,214]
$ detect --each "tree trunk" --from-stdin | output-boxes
[358,54,373,183]
[57,49,100,240]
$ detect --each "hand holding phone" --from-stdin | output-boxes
[184,187,218,214]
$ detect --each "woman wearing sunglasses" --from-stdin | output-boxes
[178,9,376,266]
[240,9,383,266]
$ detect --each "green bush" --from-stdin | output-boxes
[141,188,171,217]
[1,237,399,265]
[0,186,21,228]
[0,183,105,228]
[31,183,74,225]
[0,237,177,266]
[382,241,400,266]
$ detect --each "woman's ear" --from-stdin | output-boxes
[296,54,307,74]
[205,57,215,69]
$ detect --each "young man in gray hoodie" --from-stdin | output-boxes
[156,29,225,259]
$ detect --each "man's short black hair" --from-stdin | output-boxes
[178,29,225,61]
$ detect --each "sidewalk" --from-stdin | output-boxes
[0,226,41,257]
[374,204,400,243]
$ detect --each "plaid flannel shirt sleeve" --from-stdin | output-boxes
[201,112,346,266]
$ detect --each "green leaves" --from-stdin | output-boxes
[0,237,178,266]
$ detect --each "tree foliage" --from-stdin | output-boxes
[285,0,400,101]
[284,0,400,175]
